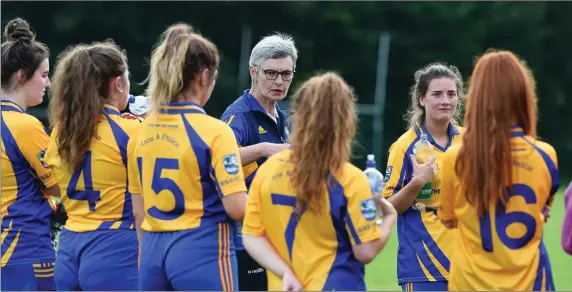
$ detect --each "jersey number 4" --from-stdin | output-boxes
[67,151,101,211]
[479,184,537,251]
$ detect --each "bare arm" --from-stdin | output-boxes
[243,235,293,277]
[43,184,61,198]
[388,155,436,215]
[238,144,266,165]
[238,143,290,166]
[387,178,425,215]
[221,191,248,221]
[131,194,145,251]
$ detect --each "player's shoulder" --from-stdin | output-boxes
[256,149,292,179]
[444,143,462,160]
[528,137,558,164]
[190,114,238,141]
[388,128,418,153]
[4,112,46,136]
[455,125,466,134]
[335,161,368,187]
[204,115,235,132]
[264,149,292,167]
[109,115,142,134]
[6,111,43,126]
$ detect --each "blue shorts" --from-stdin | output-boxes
[54,228,138,291]
[401,281,448,291]
[1,260,55,291]
[139,222,238,291]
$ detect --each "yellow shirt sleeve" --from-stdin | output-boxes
[127,135,141,195]
[119,117,142,137]
[535,141,559,207]
[210,126,247,197]
[242,169,265,236]
[383,143,407,198]
[19,121,57,188]
[438,148,457,221]
[345,173,382,245]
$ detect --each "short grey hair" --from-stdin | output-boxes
[249,33,298,70]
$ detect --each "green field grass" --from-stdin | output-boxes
[365,188,572,291]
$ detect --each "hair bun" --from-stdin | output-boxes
[4,18,35,42]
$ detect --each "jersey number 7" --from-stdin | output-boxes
[271,193,307,261]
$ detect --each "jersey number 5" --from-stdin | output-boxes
[67,151,101,211]
[479,184,537,251]
[144,158,185,220]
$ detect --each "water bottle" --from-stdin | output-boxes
[364,154,384,225]
[414,133,434,200]
[128,95,150,116]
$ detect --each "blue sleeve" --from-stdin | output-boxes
[221,113,249,146]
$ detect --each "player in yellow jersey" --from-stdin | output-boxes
[127,23,247,291]
[382,63,465,291]
[0,18,61,291]
[242,72,398,291]
[44,40,139,290]
[438,50,558,291]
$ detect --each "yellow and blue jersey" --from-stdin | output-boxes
[128,101,246,291]
[45,105,140,232]
[383,122,464,284]
[1,99,57,268]
[242,149,382,291]
[127,101,247,233]
[439,126,559,291]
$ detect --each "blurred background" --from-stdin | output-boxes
[3,1,571,290]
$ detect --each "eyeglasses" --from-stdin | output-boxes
[256,66,295,81]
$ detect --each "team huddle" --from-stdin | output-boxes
[0,16,559,292]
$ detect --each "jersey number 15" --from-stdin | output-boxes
[137,157,185,220]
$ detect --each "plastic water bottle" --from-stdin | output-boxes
[364,154,384,225]
[414,133,434,200]
[128,95,150,116]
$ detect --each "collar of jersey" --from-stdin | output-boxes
[414,122,460,152]
[103,104,121,116]
[160,101,205,114]
[243,90,286,118]
[511,124,525,137]
[1,99,26,113]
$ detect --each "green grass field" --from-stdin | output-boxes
[365,188,572,291]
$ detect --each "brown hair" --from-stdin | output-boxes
[144,23,219,112]
[405,62,465,129]
[1,18,49,91]
[48,40,128,171]
[455,50,537,216]
[289,72,357,214]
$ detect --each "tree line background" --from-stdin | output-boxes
[3,1,570,178]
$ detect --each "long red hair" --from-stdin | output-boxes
[290,72,357,214]
[455,50,537,216]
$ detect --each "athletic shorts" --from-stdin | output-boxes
[54,228,138,291]
[139,222,238,291]
[2,260,56,291]
[237,249,267,291]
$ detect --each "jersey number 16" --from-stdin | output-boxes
[479,184,538,251]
